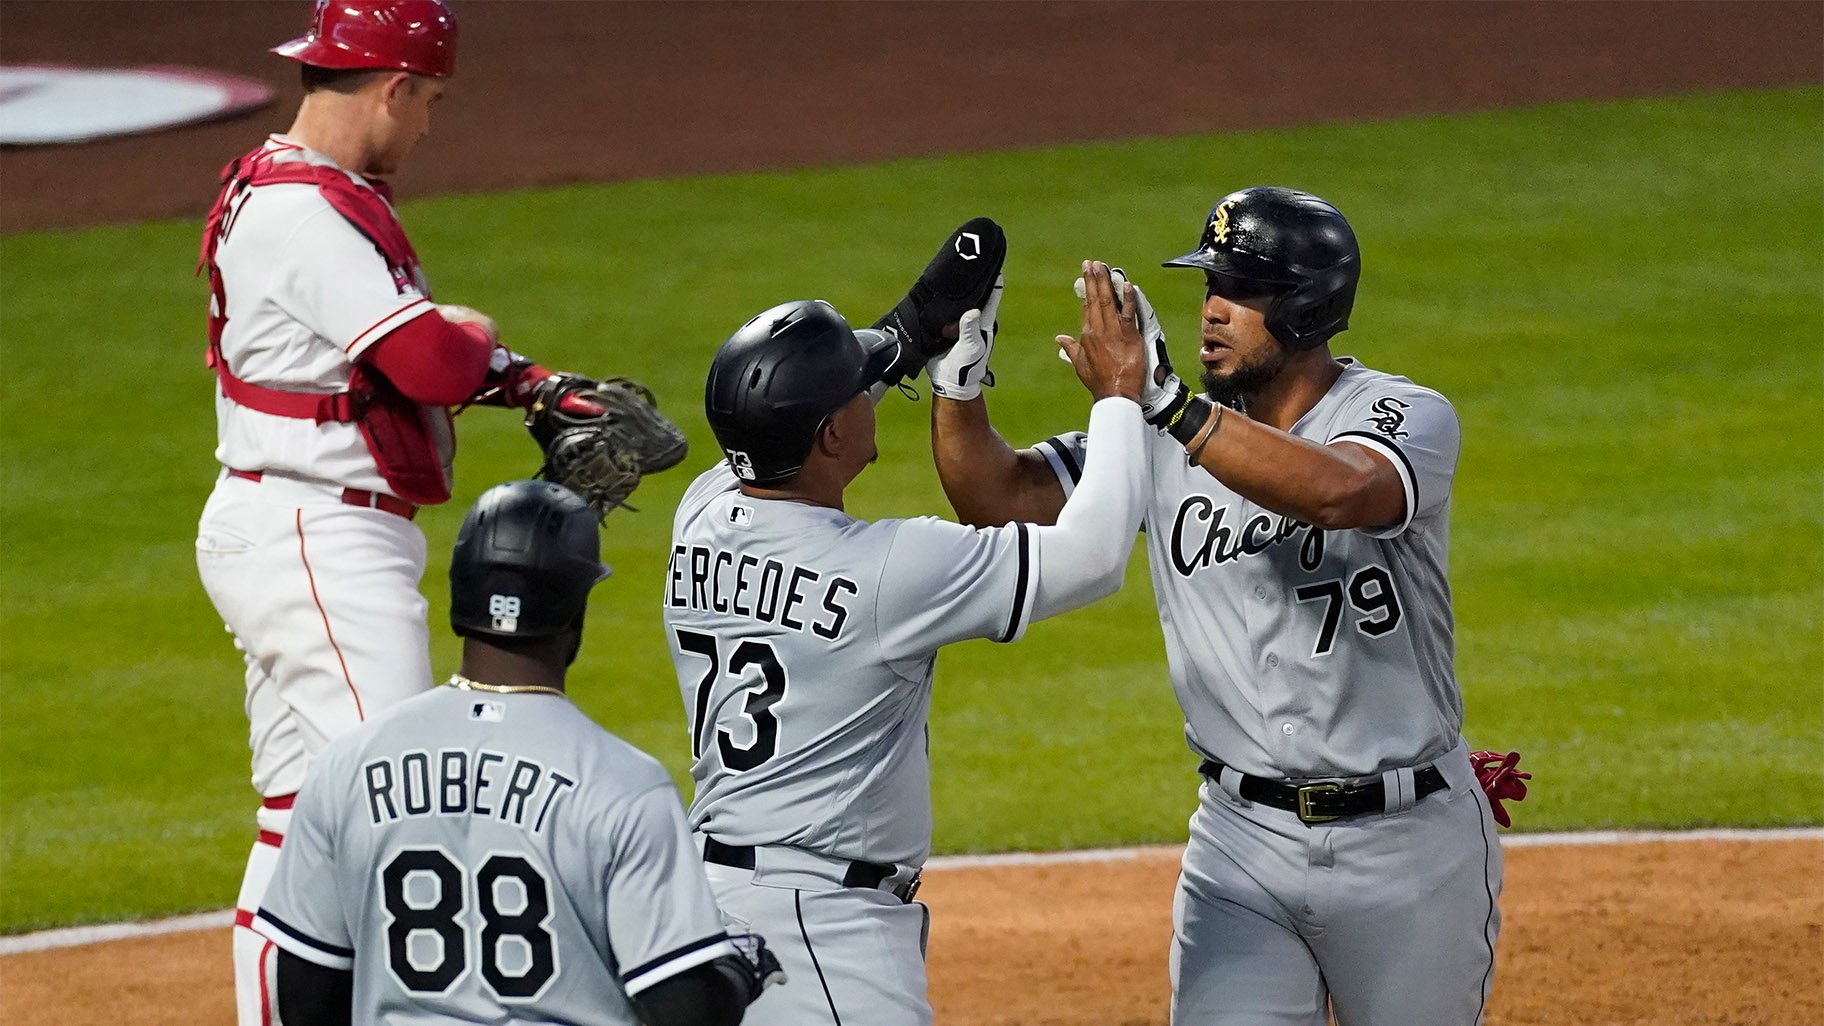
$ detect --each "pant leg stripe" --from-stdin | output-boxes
[794,889,843,1026]
[1474,792,1499,1024]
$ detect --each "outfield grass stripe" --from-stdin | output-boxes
[4,828,1817,954]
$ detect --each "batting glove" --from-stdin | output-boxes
[1066,268,1187,426]
[927,273,1004,401]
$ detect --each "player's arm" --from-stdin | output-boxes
[275,951,352,1026]
[880,262,1150,657]
[632,954,770,1026]
[607,783,782,1016]
[250,758,359,1026]
[931,395,1069,527]
[1158,382,1457,532]
[273,209,556,409]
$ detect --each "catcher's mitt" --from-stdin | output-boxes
[525,375,688,517]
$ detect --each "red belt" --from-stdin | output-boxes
[227,469,418,520]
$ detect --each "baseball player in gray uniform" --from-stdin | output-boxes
[664,272,1151,1025]
[928,188,1509,1025]
[253,480,781,1026]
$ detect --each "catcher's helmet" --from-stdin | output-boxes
[272,0,458,78]
[704,300,896,487]
[1163,187,1359,350]
[449,480,610,641]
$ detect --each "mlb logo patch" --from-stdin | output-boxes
[729,504,753,528]
[469,701,504,722]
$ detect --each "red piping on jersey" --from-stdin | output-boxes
[296,511,365,722]
[343,298,429,354]
[257,830,285,848]
[261,793,296,811]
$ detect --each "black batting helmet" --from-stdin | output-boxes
[704,300,897,487]
[1163,187,1360,350]
[449,480,611,641]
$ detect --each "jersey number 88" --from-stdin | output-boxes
[381,848,557,1000]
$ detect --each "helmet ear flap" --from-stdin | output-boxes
[1265,254,1359,350]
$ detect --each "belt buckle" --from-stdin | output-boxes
[899,871,922,904]
[1296,782,1341,823]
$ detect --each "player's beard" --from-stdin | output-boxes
[1201,338,1290,409]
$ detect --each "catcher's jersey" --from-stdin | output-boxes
[252,685,737,1025]
[1035,359,1462,778]
[211,135,435,492]
[664,463,1039,868]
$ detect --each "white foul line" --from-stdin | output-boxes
[2,827,1817,955]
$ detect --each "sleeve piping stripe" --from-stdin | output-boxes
[253,909,355,966]
[1042,435,1083,484]
[343,297,435,354]
[620,932,734,990]
[1033,441,1077,499]
[1330,431,1418,535]
[999,521,1033,644]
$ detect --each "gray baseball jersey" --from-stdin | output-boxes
[1034,359,1462,778]
[252,685,738,1025]
[663,462,1039,868]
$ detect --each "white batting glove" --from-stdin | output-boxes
[1066,268,1185,424]
[927,273,1004,401]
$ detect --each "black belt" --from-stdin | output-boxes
[702,837,920,902]
[1197,759,1447,824]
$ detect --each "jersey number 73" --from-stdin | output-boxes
[674,628,789,771]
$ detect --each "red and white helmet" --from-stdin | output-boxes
[271,0,459,79]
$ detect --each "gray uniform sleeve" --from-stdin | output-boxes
[1325,385,1461,538]
[252,757,354,970]
[1030,431,1090,497]
[877,515,1039,660]
[607,783,738,998]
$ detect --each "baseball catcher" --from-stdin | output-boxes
[516,371,689,517]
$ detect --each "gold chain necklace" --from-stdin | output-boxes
[447,673,567,699]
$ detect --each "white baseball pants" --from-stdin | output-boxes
[196,470,434,1026]
[1170,741,1504,1026]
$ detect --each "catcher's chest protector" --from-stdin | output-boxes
[199,146,454,505]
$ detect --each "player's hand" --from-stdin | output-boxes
[1058,261,1145,402]
[927,273,1003,401]
[1065,268,1189,425]
[437,303,500,344]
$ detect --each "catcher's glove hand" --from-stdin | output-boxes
[524,374,688,517]
[872,216,1007,386]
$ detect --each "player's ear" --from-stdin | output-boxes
[378,72,416,109]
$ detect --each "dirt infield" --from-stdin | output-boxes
[2,838,1818,1025]
[2,1,1819,231]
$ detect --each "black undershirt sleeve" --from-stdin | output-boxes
[631,958,747,1026]
[275,948,353,1026]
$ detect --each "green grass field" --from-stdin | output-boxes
[2,87,1819,933]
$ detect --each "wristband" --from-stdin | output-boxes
[1165,394,1216,447]
[1145,379,1193,431]
[1185,403,1223,463]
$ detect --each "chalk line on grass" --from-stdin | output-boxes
[4,827,1816,955]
